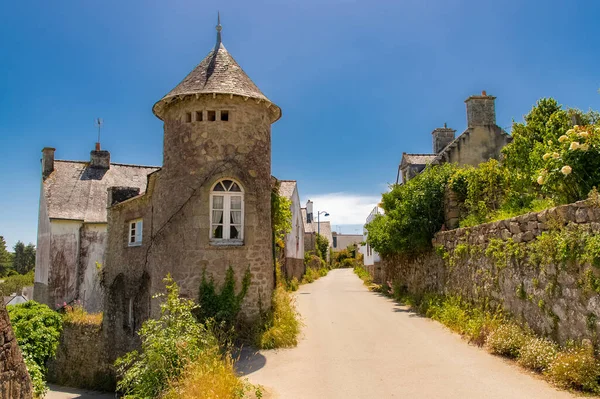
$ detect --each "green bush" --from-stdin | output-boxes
[115,275,220,398]
[353,264,373,285]
[0,270,34,296]
[301,267,321,284]
[546,342,600,392]
[366,163,457,256]
[258,286,301,349]
[286,277,299,292]
[315,234,329,260]
[486,323,528,358]
[7,300,63,397]
[318,267,328,277]
[197,266,250,333]
[517,336,558,372]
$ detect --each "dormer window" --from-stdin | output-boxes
[220,110,229,121]
[128,219,143,246]
[210,179,244,244]
[195,111,203,122]
[207,110,216,121]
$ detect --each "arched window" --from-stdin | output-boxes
[210,179,244,242]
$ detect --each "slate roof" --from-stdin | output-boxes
[43,161,160,223]
[153,39,281,122]
[278,180,297,199]
[401,153,437,167]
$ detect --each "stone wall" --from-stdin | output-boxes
[48,322,114,391]
[0,302,32,399]
[383,200,600,345]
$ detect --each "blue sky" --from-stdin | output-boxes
[1,0,599,248]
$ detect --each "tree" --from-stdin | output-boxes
[315,234,329,261]
[0,236,13,276]
[13,241,35,275]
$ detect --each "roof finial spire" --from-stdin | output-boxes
[216,12,222,47]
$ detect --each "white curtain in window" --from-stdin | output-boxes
[231,210,242,225]
[230,196,242,224]
[212,195,224,224]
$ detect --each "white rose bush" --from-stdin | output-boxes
[537,124,600,203]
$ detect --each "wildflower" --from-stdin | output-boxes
[578,131,589,138]
[552,152,560,159]
[574,125,580,129]
[579,144,589,151]
[569,142,580,150]
[566,129,575,135]
[543,153,551,161]
[537,175,545,185]
[558,135,568,143]
[548,140,553,145]
[561,165,572,176]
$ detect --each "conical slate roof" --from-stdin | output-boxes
[153,25,281,122]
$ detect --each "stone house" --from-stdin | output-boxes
[360,206,383,283]
[396,91,512,184]
[331,233,362,252]
[277,181,305,279]
[34,147,158,312]
[101,21,281,356]
[301,201,333,259]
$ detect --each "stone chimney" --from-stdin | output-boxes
[465,91,496,127]
[41,147,56,178]
[432,124,456,153]
[306,200,313,223]
[90,143,110,169]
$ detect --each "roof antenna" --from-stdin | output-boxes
[95,118,103,151]
[216,12,222,47]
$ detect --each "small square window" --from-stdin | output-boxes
[207,110,216,121]
[220,110,229,121]
[185,112,192,123]
[128,219,143,246]
[196,111,203,122]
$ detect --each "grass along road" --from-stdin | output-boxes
[236,268,579,399]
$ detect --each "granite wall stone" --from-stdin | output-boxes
[383,199,600,345]
[0,302,32,399]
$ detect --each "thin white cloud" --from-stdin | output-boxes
[301,193,381,226]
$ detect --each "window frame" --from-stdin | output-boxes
[128,219,143,247]
[209,179,244,245]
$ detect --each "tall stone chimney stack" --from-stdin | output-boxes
[465,91,496,127]
[41,147,55,178]
[432,124,456,153]
[90,146,110,169]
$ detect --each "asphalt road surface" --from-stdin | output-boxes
[237,268,579,399]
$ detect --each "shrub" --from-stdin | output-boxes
[341,258,355,268]
[161,352,258,399]
[115,275,220,398]
[197,266,250,333]
[8,300,63,397]
[546,342,600,392]
[353,264,373,285]
[258,286,301,349]
[318,267,328,277]
[62,303,103,326]
[0,270,34,296]
[464,309,503,347]
[286,277,299,292]
[366,163,457,256]
[315,234,329,260]
[427,296,469,334]
[486,323,528,358]
[517,337,558,372]
[301,267,320,284]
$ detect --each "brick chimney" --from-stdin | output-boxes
[465,91,496,127]
[432,124,456,153]
[90,143,110,169]
[41,147,56,178]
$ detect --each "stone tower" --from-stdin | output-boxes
[103,18,281,356]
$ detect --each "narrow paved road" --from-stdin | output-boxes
[237,269,579,399]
